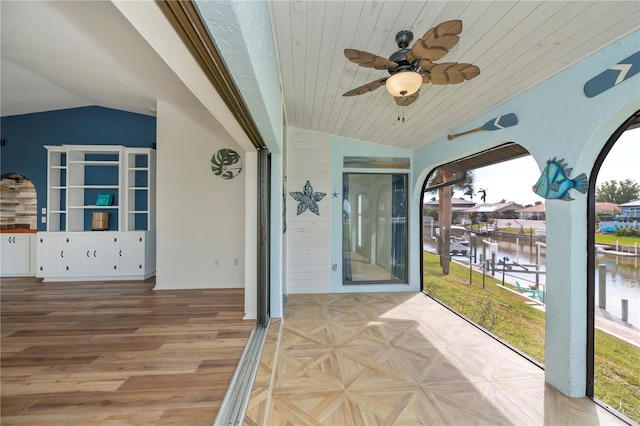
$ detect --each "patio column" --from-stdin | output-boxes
[544,199,588,397]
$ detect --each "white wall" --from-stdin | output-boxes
[285,127,331,293]
[155,100,246,289]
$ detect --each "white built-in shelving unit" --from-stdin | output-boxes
[38,145,156,281]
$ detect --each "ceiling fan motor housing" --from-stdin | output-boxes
[395,30,413,49]
[388,30,417,75]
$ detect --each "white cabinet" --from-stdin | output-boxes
[36,232,67,278]
[117,232,146,275]
[36,231,154,282]
[67,233,119,277]
[1,233,35,276]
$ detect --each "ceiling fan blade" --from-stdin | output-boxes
[417,59,435,71]
[408,19,463,62]
[344,48,398,70]
[342,77,388,96]
[395,90,419,106]
[428,62,480,85]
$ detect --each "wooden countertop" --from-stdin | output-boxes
[0,229,37,233]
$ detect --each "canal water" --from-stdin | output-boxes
[423,236,640,325]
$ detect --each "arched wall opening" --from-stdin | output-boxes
[0,173,38,277]
[586,110,640,422]
[418,143,550,366]
[0,173,37,231]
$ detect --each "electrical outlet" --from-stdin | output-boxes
[234,258,239,266]
[41,216,46,223]
[332,263,337,271]
[41,207,47,214]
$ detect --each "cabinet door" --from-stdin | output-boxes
[90,233,119,275]
[37,233,67,277]
[0,235,17,275]
[66,233,91,276]
[0,234,31,276]
[118,232,145,275]
[0,235,13,275]
[11,235,32,275]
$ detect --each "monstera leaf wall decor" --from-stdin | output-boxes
[211,149,243,179]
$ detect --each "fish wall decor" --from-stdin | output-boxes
[532,158,588,201]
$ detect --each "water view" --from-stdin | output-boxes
[423,234,640,325]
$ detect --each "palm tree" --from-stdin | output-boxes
[425,169,475,275]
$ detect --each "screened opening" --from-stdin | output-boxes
[421,143,548,364]
[588,112,640,423]
[343,173,407,283]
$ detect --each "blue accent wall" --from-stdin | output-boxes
[0,106,156,230]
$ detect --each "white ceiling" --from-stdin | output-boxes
[1,1,639,152]
[269,1,640,150]
[0,1,201,118]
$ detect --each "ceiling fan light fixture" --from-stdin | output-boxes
[385,71,422,97]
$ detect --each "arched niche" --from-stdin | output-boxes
[0,173,38,231]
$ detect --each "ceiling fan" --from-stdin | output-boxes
[342,20,480,106]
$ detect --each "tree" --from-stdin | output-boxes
[426,169,475,275]
[596,179,640,204]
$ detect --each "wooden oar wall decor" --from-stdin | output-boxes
[447,113,518,140]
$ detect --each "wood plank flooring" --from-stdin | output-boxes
[244,292,625,425]
[1,277,254,425]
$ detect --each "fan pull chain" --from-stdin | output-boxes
[397,105,405,123]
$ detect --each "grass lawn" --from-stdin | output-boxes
[495,227,640,247]
[423,251,640,422]
[595,330,640,421]
[495,227,536,234]
[595,233,640,247]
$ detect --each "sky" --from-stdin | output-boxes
[451,127,640,206]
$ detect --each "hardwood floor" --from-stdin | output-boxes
[3,279,626,425]
[244,292,625,425]
[1,277,254,425]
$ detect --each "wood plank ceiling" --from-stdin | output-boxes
[269,1,640,151]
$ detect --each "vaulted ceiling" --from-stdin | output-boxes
[1,1,639,152]
[0,1,201,118]
[269,1,640,150]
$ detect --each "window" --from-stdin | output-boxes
[343,173,407,283]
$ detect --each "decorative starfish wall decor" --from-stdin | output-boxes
[290,180,326,216]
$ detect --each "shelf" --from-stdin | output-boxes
[128,187,149,190]
[51,165,67,169]
[68,160,119,166]
[51,186,67,190]
[68,185,119,189]
[50,210,66,214]
[68,205,120,209]
[129,210,149,214]
[128,167,149,171]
